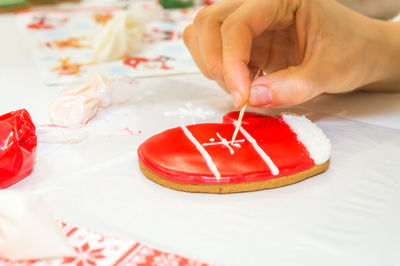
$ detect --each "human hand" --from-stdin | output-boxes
[184,0,400,108]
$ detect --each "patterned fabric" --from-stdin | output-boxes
[15,4,199,85]
[0,221,208,266]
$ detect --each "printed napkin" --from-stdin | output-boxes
[15,2,199,85]
[0,220,208,265]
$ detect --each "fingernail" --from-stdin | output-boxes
[231,90,242,108]
[249,86,272,106]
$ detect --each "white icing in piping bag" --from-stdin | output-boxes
[231,67,262,144]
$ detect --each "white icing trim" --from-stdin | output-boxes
[237,122,280,176]
[282,114,331,165]
[180,125,221,180]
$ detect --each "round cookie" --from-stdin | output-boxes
[138,112,331,193]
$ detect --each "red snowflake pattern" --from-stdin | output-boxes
[62,243,105,266]
[0,222,208,266]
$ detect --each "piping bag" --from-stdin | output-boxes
[48,74,138,128]
[0,109,37,188]
[38,74,139,144]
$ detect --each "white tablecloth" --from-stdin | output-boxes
[1,9,400,266]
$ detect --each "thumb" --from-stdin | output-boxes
[220,0,301,108]
[248,65,325,108]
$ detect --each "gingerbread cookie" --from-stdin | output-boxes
[138,112,331,193]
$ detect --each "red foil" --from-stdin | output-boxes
[0,109,37,188]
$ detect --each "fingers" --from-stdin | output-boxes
[183,25,210,79]
[221,0,300,108]
[249,60,328,108]
[185,0,302,108]
[193,0,244,82]
[184,0,244,80]
[183,24,229,93]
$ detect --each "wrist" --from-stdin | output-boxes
[361,19,400,90]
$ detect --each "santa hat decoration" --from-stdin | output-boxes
[138,111,331,193]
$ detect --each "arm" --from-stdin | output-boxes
[361,14,400,92]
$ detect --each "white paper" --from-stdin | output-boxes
[0,191,75,261]
[9,76,400,266]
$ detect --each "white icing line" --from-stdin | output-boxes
[203,140,245,146]
[180,125,221,180]
[236,122,280,176]
[282,114,331,165]
[202,133,245,155]
[217,132,233,154]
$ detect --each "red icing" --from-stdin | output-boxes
[138,112,314,185]
[124,56,173,70]
[27,17,55,30]
[0,109,37,188]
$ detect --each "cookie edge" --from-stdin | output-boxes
[139,159,330,194]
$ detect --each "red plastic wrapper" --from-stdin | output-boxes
[0,109,37,188]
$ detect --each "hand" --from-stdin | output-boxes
[184,0,400,108]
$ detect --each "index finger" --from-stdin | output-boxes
[221,0,299,108]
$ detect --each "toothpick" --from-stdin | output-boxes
[231,67,262,144]
[231,103,247,143]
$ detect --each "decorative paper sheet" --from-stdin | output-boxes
[15,3,199,85]
[0,221,208,265]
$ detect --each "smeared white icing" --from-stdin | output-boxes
[282,114,331,165]
[231,143,241,148]
[36,125,88,144]
[236,122,279,175]
[164,103,215,124]
[180,125,221,180]
[202,132,244,155]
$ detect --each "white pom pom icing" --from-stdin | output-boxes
[282,114,331,165]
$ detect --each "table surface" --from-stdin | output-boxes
[1,6,400,266]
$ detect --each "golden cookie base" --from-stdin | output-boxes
[139,160,330,194]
